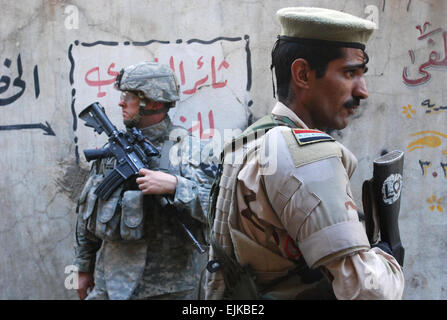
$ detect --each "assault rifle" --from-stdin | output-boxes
[79,102,160,200]
[79,102,206,254]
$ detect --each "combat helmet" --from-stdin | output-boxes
[115,61,180,126]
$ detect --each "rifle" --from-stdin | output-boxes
[362,150,405,266]
[79,102,160,200]
[79,102,206,254]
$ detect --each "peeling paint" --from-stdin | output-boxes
[54,160,90,202]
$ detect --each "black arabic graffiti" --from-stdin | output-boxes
[421,99,447,113]
[0,122,55,136]
[0,54,40,106]
[0,53,50,136]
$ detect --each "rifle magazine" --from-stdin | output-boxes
[95,169,125,200]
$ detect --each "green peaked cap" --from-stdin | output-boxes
[277,7,376,49]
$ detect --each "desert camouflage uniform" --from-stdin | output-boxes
[205,102,404,300]
[74,115,215,299]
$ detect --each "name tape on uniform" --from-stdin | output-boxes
[292,129,335,146]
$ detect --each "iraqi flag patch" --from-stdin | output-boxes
[292,129,335,146]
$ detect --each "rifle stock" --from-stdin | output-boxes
[363,150,405,266]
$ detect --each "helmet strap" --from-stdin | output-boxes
[140,100,172,115]
[140,105,170,115]
[123,113,141,128]
[123,99,172,127]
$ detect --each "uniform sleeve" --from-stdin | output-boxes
[261,128,404,299]
[262,128,370,268]
[73,213,102,273]
[290,156,370,267]
[171,136,217,223]
[73,164,102,273]
[323,247,405,300]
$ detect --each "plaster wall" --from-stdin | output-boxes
[0,0,445,299]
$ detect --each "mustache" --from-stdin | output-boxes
[343,97,360,109]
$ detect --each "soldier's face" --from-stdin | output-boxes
[118,91,140,121]
[306,48,369,130]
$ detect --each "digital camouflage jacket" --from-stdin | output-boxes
[74,116,216,299]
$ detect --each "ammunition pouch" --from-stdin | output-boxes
[210,256,334,300]
[77,173,146,242]
[120,190,145,241]
[225,265,261,300]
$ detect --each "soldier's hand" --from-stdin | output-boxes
[136,169,178,195]
[77,272,95,300]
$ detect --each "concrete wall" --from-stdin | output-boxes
[0,0,445,299]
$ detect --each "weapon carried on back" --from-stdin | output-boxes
[79,102,205,254]
[362,150,405,266]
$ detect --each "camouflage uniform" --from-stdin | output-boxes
[74,61,215,300]
[206,8,404,299]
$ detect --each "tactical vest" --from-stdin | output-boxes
[76,139,175,242]
[205,114,335,300]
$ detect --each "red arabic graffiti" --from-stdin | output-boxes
[180,109,215,139]
[165,55,230,95]
[403,22,447,86]
[84,63,120,98]
[84,55,230,98]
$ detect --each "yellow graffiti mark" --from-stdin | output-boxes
[407,131,447,152]
[402,105,416,119]
[427,195,444,212]
[407,136,442,151]
[410,131,447,138]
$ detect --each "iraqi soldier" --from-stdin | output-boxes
[205,7,404,299]
[74,61,215,300]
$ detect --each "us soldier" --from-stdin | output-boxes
[206,7,404,299]
[74,61,215,300]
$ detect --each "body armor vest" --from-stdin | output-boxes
[205,114,335,300]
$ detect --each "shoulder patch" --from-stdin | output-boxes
[281,129,342,168]
[292,129,335,146]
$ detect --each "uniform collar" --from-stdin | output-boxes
[271,101,309,129]
[138,115,172,141]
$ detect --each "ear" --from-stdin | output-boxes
[291,58,312,89]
